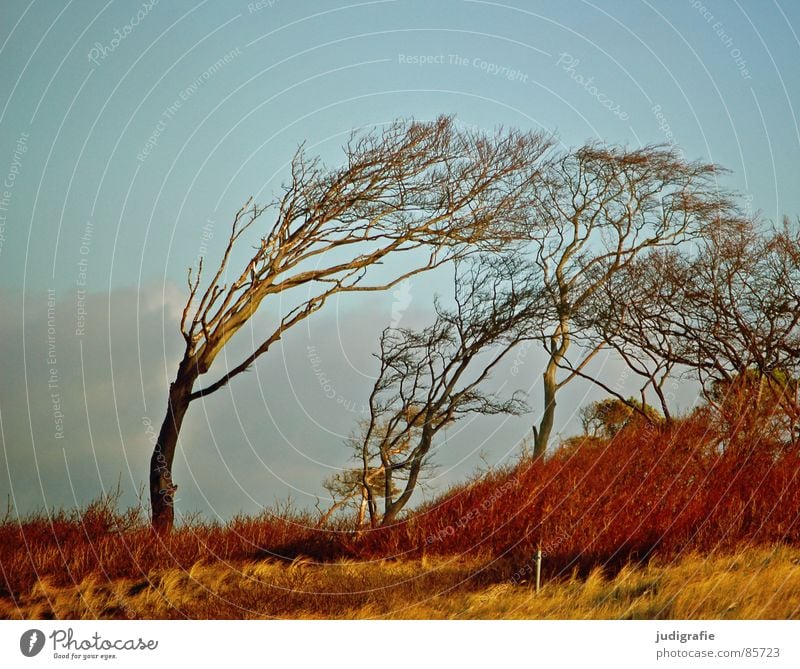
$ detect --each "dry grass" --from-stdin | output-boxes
[3,545,799,620]
[445,546,800,620]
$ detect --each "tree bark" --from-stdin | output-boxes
[149,372,195,533]
[382,428,431,525]
[533,359,558,458]
[357,488,367,529]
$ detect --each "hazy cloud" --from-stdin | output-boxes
[1,280,659,522]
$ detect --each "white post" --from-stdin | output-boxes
[535,546,543,593]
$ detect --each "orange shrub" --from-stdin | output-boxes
[2,408,799,603]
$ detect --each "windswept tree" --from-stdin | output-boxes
[517,143,739,456]
[579,397,662,439]
[577,248,688,421]
[150,116,552,531]
[359,258,537,525]
[319,418,418,528]
[587,216,800,433]
[320,467,391,529]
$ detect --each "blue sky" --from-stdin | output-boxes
[1,0,799,520]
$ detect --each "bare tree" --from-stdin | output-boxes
[150,116,552,532]
[319,467,379,530]
[573,248,688,421]
[516,143,738,456]
[359,258,537,525]
[318,419,413,528]
[587,216,800,432]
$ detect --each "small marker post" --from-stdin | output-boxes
[535,545,543,593]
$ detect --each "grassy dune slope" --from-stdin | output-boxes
[4,412,799,619]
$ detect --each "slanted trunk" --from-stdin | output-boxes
[357,487,368,528]
[382,427,432,525]
[533,360,558,458]
[150,373,195,533]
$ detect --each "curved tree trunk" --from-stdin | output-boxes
[533,361,557,458]
[149,373,195,533]
[382,429,431,525]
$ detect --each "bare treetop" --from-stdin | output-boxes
[512,142,743,456]
[588,217,800,407]
[526,143,736,311]
[150,115,552,531]
[181,116,551,394]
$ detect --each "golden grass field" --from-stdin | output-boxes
[3,545,799,620]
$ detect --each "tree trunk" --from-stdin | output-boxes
[382,429,431,525]
[533,359,558,458]
[357,488,367,528]
[382,500,402,526]
[150,375,195,533]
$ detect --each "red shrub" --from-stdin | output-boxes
[2,408,799,602]
[348,410,800,577]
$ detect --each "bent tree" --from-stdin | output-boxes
[150,116,551,532]
[589,217,800,436]
[319,418,412,529]
[519,144,738,457]
[359,257,537,525]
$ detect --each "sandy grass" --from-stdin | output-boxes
[3,545,799,620]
